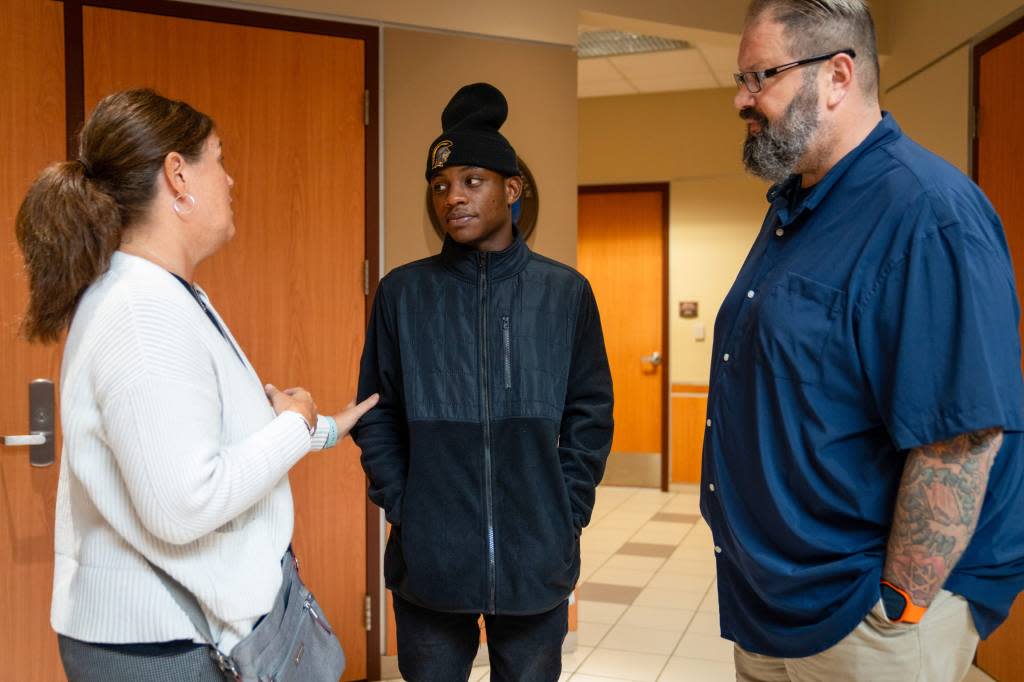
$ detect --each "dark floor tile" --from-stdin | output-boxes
[617,542,676,558]
[650,512,701,524]
[576,582,643,605]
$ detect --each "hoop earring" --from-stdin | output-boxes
[172,192,197,216]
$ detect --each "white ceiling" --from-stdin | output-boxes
[577,31,740,98]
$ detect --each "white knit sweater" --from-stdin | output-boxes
[51,251,329,653]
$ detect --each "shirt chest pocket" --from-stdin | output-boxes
[752,272,844,385]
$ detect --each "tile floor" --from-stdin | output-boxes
[385,485,997,682]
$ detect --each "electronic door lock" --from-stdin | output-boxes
[2,379,55,467]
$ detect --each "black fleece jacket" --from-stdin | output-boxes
[353,231,614,616]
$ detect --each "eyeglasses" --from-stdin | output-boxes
[734,49,856,94]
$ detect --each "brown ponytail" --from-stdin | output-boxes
[15,89,213,342]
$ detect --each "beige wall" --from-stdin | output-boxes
[878,0,1023,87]
[668,176,766,384]
[880,1,1024,173]
[580,88,747,183]
[883,45,971,172]
[579,88,765,385]
[383,28,578,273]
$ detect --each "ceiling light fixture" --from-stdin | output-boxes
[577,30,691,59]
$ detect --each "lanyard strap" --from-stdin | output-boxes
[170,274,245,366]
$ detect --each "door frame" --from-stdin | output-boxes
[578,183,670,492]
[61,0,383,676]
[971,15,1024,680]
[971,13,1024,181]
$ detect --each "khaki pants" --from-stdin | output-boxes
[735,590,979,682]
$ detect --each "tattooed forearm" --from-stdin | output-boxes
[883,428,1002,607]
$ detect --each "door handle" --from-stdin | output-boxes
[642,351,663,366]
[2,379,55,467]
[3,434,46,446]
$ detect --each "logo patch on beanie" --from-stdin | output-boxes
[431,140,453,170]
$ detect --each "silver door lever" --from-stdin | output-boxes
[3,434,46,446]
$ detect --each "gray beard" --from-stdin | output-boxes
[742,79,821,184]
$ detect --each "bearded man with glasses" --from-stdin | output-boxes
[700,1,1024,680]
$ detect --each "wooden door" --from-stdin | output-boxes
[0,2,67,681]
[577,186,667,487]
[975,18,1024,682]
[83,7,369,679]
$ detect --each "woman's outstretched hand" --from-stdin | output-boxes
[333,393,380,438]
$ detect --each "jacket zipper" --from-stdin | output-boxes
[501,316,512,390]
[478,253,497,614]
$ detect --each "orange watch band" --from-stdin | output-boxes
[880,580,928,623]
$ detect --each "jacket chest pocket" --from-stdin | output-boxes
[752,272,844,385]
[493,309,570,419]
[501,315,512,390]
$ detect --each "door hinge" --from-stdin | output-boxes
[363,260,370,296]
[364,89,370,127]
[364,594,372,631]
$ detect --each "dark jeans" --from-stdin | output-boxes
[393,593,568,682]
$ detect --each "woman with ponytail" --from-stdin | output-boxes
[16,89,377,681]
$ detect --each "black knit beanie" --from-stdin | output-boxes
[425,82,519,180]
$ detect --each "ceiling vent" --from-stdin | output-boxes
[577,30,691,59]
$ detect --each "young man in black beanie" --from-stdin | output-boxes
[353,82,614,681]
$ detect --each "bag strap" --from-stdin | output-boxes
[146,560,241,680]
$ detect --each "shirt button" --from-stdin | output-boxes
[709,483,716,492]
[746,290,755,299]
[775,228,785,237]
[723,353,730,362]
[706,418,712,428]
[714,546,723,554]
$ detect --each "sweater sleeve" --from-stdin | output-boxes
[351,282,409,526]
[559,280,615,534]
[93,302,312,546]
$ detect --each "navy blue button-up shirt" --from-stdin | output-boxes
[701,113,1024,657]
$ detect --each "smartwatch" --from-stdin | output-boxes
[879,580,927,624]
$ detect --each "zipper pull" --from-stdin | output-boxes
[305,597,334,635]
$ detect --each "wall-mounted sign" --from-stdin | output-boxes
[427,156,539,242]
[679,301,699,318]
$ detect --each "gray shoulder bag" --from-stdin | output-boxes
[149,550,346,682]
